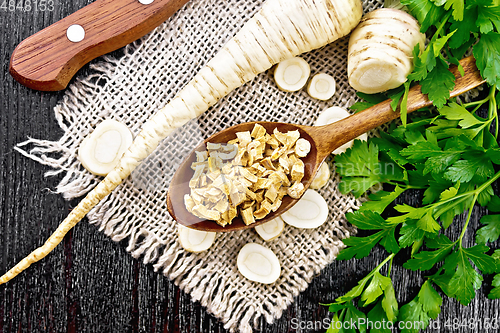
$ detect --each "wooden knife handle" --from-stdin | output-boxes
[9,0,190,91]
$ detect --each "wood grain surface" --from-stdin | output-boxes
[1,2,499,333]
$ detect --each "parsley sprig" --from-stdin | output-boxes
[324,86,499,332]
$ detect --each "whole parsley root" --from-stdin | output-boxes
[0,0,363,284]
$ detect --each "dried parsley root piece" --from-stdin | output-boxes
[314,106,367,155]
[177,225,216,253]
[237,243,281,284]
[307,73,336,100]
[254,217,285,241]
[78,120,134,176]
[281,189,329,229]
[185,124,311,226]
[310,162,330,189]
[273,57,311,92]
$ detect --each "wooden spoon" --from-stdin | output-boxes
[167,55,485,232]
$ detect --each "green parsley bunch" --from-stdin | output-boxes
[323,0,500,332]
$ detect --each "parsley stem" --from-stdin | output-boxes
[376,253,396,275]
[459,192,479,247]
[475,169,500,194]
[489,86,498,139]
[361,253,396,282]
[339,308,346,322]
[432,170,500,219]
[385,181,426,190]
[433,195,471,220]
[431,11,452,44]
[462,96,490,109]
[388,255,394,277]
[442,169,500,246]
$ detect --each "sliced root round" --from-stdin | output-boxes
[307,73,336,100]
[254,217,285,241]
[273,57,311,92]
[347,8,425,94]
[281,189,328,229]
[314,106,367,154]
[237,243,281,284]
[78,119,133,176]
[310,162,331,190]
[178,224,216,253]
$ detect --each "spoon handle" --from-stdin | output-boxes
[9,0,190,91]
[310,55,485,160]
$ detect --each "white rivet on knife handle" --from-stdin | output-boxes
[139,0,154,4]
[66,24,85,43]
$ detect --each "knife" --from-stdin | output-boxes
[9,0,190,91]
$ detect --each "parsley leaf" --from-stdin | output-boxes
[476,214,500,244]
[337,225,400,260]
[336,274,373,303]
[445,249,483,305]
[444,149,495,183]
[346,211,393,230]
[476,4,500,34]
[439,102,483,128]
[488,274,500,299]
[367,302,392,333]
[336,140,405,198]
[487,195,500,212]
[463,244,498,274]
[361,271,391,306]
[418,280,443,319]
[402,0,445,30]
[444,0,465,21]
[398,220,426,249]
[398,287,437,333]
[381,283,399,322]
[448,6,479,48]
[420,57,456,108]
[359,186,405,214]
[337,233,385,260]
[388,205,441,233]
[473,32,500,89]
[403,235,454,271]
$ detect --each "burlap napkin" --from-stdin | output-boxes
[16,0,384,331]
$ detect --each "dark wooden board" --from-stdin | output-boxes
[1,2,499,333]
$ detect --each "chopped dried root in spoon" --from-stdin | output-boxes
[310,162,330,190]
[281,189,329,229]
[178,225,216,253]
[307,73,336,100]
[314,106,367,154]
[273,57,311,92]
[237,243,281,284]
[78,120,133,176]
[185,124,310,227]
[254,217,284,241]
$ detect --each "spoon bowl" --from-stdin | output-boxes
[167,55,484,232]
[167,122,320,232]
